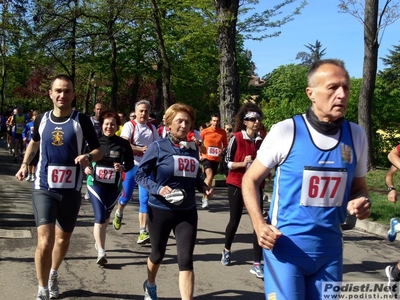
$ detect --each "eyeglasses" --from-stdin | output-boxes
[246,117,261,122]
[130,115,135,118]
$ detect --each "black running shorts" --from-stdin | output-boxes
[32,189,82,233]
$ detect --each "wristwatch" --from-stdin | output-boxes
[388,187,396,192]
[86,153,93,162]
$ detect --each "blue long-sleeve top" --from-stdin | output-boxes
[135,137,207,211]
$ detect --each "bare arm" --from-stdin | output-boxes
[15,140,40,180]
[388,147,400,169]
[122,136,147,154]
[242,158,282,249]
[386,165,398,203]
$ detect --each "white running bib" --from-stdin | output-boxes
[207,146,220,157]
[95,166,116,184]
[48,165,76,189]
[300,168,347,207]
[173,155,199,178]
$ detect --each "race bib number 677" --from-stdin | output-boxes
[300,167,347,207]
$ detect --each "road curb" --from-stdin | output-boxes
[346,215,394,241]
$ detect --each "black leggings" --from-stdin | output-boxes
[224,184,263,262]
[148,206,198,271]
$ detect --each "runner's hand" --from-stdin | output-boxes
[15,164,28,181]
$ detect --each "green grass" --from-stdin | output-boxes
[365,169,400,225]
[214,173,226,180]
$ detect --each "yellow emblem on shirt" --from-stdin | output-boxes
[52,129,64,146]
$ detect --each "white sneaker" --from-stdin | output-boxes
[36,289,49,300]
[30,175,36,182]
[84,191,90,200]
[385,265,400,296]
[96,252,107,266]
[201,198,209,209]
[48,273,59,298]
[25,174,31,181]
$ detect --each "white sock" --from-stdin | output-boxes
[38,285,48,292]
[147,281,156,287]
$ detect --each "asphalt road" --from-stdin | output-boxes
[0,139,398,299]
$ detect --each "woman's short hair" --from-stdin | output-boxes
[100,110,121,127]
[164,103,196,131]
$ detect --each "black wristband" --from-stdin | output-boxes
[86,153,93,162]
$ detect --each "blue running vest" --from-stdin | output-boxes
[34,110,85,192]
[269,115,356,256]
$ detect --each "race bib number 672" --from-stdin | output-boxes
[300,167,347,207]
[47,165,76,189]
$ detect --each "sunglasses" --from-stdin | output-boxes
[130,115,135,118]
[246,117,261,122]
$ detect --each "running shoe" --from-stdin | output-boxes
[388,218,400,242]
[113,213,122,230]
[96,252,107,266]
[201,198,209,209]
[143,279,158,300]
[137,231,150,244]
[48,273,59,299]
[30,174,36,182]
[84,191,90,200]
[385,265,399,296]
[25,174,32,181]
[250,265,264,279]
[36,290,49,300]
[221,250,231,266]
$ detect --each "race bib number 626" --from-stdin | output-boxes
[173,155,199,178]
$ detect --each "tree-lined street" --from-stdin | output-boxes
[0,141,398,299]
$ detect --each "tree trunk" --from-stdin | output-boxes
[71,2,77,108]
[0,0,9,115]
[109,31,118,110]
[1,27,6,115]
[359,0,379,170]
[154,60,163,112]
[215,0,240,127]
[150,0,171,111]
[130,75,140,112]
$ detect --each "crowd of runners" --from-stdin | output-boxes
[10,58,400,300]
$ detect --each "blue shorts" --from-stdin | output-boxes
[264,249,342,300]
[118,165,151,213]
[88,185,120,223]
